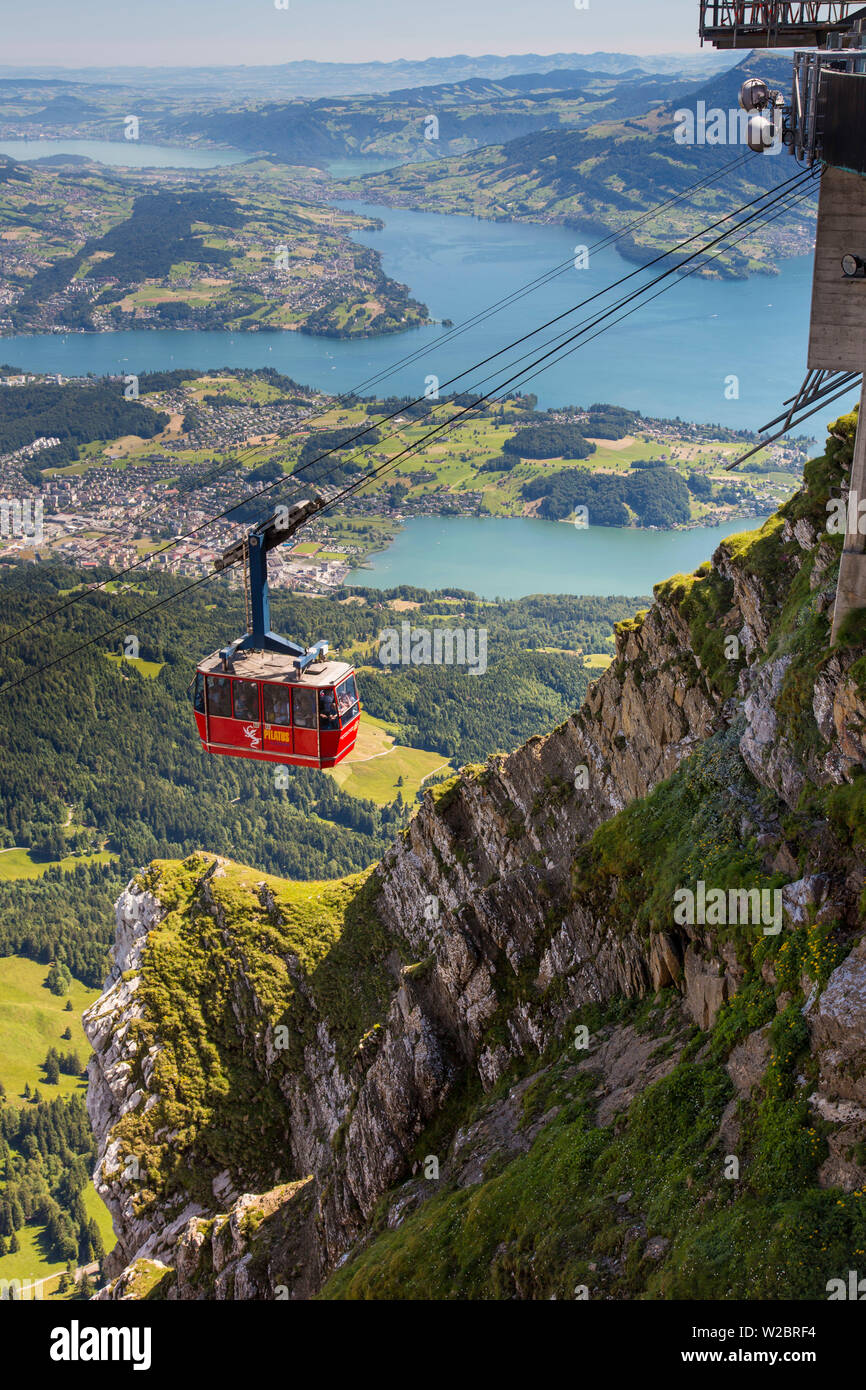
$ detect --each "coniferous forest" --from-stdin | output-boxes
[0,560,641,987]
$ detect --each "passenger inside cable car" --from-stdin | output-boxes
[263,685,291,727]
[319,687,339,731]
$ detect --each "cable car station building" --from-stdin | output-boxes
[701,1,866,637]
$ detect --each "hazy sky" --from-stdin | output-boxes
[1,0,702,67]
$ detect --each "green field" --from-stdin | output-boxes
[0,1220,70,1291]
[104,651,165,678]
[0,847,116,881]
[0,956,117,1290]
[327,713,449,805]
[0,1182,114,1296]
[296,400,796,523]
[190,373,288,406]
[290,543,347,561]
[0,956,92,1103]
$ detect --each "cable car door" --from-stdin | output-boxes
[291,686,319,762]
[261,682,292,757]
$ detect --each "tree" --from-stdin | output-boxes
[58,1050,82,1076]
[44,1051,61,1086]
[78,1225,92,1266]
[46,962,72,996]
[9,1231,19,1254]
[504,422,594,460]
[30,828,66,863]
[61,1026,72,1041]
[87,1218,104,1261]
[248,457,283,483]
[64,1000,73,1012]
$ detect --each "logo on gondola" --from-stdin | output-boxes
[242,724,262,749]
[265,727,292,744]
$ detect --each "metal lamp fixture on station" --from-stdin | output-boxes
[841,252,866,277]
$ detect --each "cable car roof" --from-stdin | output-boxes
[196,649,355,687]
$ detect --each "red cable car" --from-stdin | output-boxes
[192,649,360,769]
[192,503,361,770]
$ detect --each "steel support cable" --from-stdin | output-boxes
[3,150,758,639]
[500,177,824,404]
[257,168,822,520]
[0,157,803,648]
[0,172,819,693]
[399,169,822,418]
[312,176,824,520]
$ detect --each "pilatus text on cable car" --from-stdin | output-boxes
[192,500,361,770]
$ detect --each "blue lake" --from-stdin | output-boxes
[3,198,854,437]
[0,138,248,168]
[325,157,407,178]
[345,513,773,600]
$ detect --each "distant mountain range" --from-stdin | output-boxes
[0,50,738,100]
[332,54,814,280]
[164,68,704,166]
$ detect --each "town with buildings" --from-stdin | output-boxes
[0,369,806,591]
[0,153,428,338]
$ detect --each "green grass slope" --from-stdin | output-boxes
[318,413,866,1299]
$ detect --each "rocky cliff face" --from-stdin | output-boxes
[85,416,866,1301]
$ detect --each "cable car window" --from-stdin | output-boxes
[336,675,359,726]
[193,672,205,713]
[207,676,232,719]
[292,686,317,730]
[263,684,292,727]
[318,688,339,732]
[233,680,260,722]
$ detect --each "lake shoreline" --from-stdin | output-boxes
[0,196,855,432]
[345,512,775,599]
[332,192,788,283]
